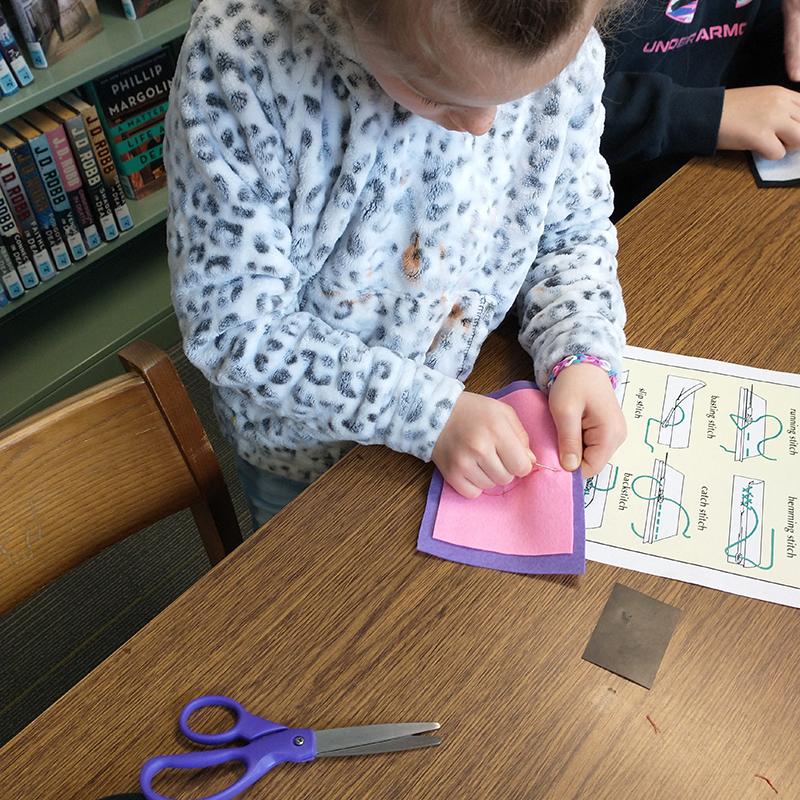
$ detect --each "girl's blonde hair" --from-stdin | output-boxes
[345,0,622,62]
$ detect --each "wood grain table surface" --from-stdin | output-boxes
[2,155,799,800]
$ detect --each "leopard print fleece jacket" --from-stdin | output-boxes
[166,0,626,482]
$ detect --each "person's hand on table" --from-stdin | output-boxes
[548,363,627,478]
[432,391,535,498]
[718,86,800,159]
[785,0,800,82]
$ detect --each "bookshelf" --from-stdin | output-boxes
[0,2,190,120]
[0,187,168,318]
[0,0,189,429]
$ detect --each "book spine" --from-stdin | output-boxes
[45,126,100,249]
[121,0,138,19]
[0,150,57,280]
[0,183,39,288]
[29,131,87,260]
[0,54,19,95]
[7,141,71,269]
[0,242,25,299]
[0,11,33,86]
[64,112,119,241]
[81,106,134,231]
[5,0,47,68]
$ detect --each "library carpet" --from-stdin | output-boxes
[0,343,254,745]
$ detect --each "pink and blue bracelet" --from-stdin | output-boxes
[547,353,619,390]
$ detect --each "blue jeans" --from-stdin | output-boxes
[234,454,310,530]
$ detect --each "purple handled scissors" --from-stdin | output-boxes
[140,694,441,800]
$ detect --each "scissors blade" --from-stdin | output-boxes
[319,734,443,758]
[315,722,440,754]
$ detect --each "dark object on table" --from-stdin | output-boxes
[582,583,681,689]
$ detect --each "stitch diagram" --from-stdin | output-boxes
[644,375,706,451]
[630,455,691,543]
[726,476,775,570]
[720,385,783,462]
[584,347,800,607]
[584,463,618,529]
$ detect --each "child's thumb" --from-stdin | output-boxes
[551,404,583,472]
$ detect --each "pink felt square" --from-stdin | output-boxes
[431,387,574,556]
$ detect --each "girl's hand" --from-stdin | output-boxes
[718,86,800,159]
[548,363,626,477]
[785,0,800,81]
[432,392,536,498]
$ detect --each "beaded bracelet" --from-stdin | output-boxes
[547,353,619,390]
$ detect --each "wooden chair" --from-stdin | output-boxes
[0,340,242,616]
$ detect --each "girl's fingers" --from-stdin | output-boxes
[581,441,613,478]
[777,117,800,149]
[581,415,627,476]
[504,407,530,449]
[463,463,496,491]
[755,133,787,160]
[549,400,584,472]
[496,425,535,477]
[477,451,515,487]
[447,472,484,499]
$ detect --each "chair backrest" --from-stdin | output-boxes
[0,340,242,615]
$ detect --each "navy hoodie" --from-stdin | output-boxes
[602,0,789,214]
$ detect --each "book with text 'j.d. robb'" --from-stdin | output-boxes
[0,130,65,275]
[6,0,103,69]
[59,92,133,232]
[24,108,101,250]
[7,116,87,261]
[0,179,40,291]
[0,142,57,281]
[82,47,173,200]
[44,98,119,242]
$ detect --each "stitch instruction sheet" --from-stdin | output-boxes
[585,346,800,607]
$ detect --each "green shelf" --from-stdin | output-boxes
[0,187,169,319]
[0,222,180,429]
[0,0,190,124]
[0,0,190,429]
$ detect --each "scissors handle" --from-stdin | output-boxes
[179,695,286,745]
[140,727,316,800]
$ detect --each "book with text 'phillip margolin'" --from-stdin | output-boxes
[7,115,87,260]
[0,143,57,280]
[0,180,39,289]
[6,0,103,69]
[0,9,33,86]
[25,107,100,250]
[85,47,174,122]
[60,92,133,231]
[44,98,119,242]
[0,127,71,269]
[82,46,173,199]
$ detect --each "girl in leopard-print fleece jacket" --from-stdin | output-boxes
[166,0,627,524]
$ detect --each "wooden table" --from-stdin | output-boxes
[3,155,799,799]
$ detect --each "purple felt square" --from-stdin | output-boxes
[416,381,586,575]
